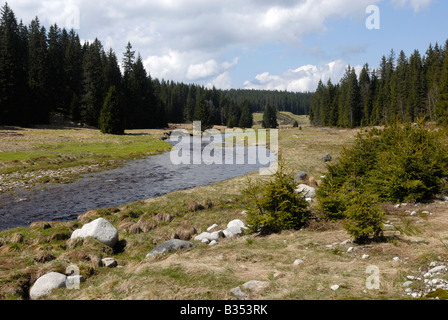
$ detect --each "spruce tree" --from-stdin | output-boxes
[28,17,51,124]
[0,3,27,125]
[262,104,278,128]
[80,38,105,126]
[238,100,253,128]
[99,86,125,135]
[435,42,448,125]
[193,94,212,130]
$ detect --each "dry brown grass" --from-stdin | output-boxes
[2,124,448,300]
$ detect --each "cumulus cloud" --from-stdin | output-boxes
[244,60,362,92]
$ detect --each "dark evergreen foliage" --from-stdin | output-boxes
[0,3,312,129]
[310,41,448,127]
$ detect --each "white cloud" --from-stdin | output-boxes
[8,0,435,87]
[207,72,233,90]
[390,0,434,12]
[244,60,362,92]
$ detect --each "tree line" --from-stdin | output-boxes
[0,3,312,132]
[310,40,448,127]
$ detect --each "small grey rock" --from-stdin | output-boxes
[322,154,332,162]
[146,239,195,257]
[101,257,117,268]
[294,171,308,183]
[241,280,269,292]
[293,259,304,266]
[230,286,247,300]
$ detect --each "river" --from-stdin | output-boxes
[0,133,274,230]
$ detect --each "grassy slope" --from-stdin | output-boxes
[0,126,172,192]
[1,123,448,300]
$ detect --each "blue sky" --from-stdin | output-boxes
[10,0,448,92]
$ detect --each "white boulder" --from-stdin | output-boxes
[295,184,316,198]
[70,218,118,247]
[29,272,67,300]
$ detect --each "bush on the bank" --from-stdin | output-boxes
[244,161,312,235]
[317,122,448,223]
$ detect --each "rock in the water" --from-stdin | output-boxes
[29,272,67,300]
[295,184,316,198]
[70,218,118,247]
[146,239,195,257]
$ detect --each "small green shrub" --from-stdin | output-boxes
[293,120,299,128]
[244,161,311,235]
[318,122,448,219]
[343,192,386,243]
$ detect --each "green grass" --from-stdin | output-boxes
[0,128,172,189]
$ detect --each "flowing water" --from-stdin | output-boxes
[0,133,273,230]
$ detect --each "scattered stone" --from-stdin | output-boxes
[347,247,354,253]
[146,239,195,257]
[209,240,217,246]
[294,171,308,183]
[322,154,332,162]
[101,257,117,268]
[207,224,219,231]
[393,257,401,262]
[227,219,247,230]
[394,204,401,208]
[427,265,447,275]
[293,259,304,266]
[410,211,417,216]
[241,280,269,292]
[70,218,119,247]
[402,281,413,288]
[330,285,339,291]
[295,184,316,198]
[230,286,247,300]
[29,272,67,300]
[201,238,210,244]
[362,254,370,260]
[66,275,85,288]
